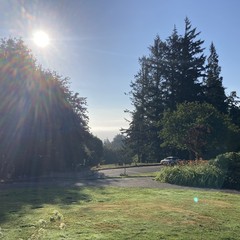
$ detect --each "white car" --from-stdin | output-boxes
[160,156,179,166]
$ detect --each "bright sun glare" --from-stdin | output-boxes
[33,31,50,48]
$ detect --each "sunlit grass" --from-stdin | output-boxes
[0,186,240,239]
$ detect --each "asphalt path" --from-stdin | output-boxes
[0,166,239,194]
[98,165,163,178]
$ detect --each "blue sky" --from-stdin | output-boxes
[1,0,240,140]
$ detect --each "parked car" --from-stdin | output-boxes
[160,156,180,166]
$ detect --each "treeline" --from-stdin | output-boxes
[123,18,240,162]
[102,134,132,165]
[0,38,103,179]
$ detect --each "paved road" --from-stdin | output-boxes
[0,176,180,190]
[74,177,193,189]
[0,165,239,194]
[98,165,163,178]
[2,177,239,194]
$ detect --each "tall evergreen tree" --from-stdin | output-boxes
[227,91,240,127]
[124,18,233,162]
[164,26,183,110]
[124,37,168,162]
[144,36,168,161]
[204,42,228,113]
[124,19,207,162]
[176,17,206,103]
[124,58,152,162]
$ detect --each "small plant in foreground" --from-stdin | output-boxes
[50,210,63,222]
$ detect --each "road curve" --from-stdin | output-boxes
[98,165,162,178]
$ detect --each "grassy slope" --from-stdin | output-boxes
[0,186,240,239]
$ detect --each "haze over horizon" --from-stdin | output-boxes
[1,0,240,141]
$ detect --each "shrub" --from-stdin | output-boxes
[155,162,225,188]
[210,152,240,189]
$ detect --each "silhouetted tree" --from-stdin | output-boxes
[0,38,98,178]
[176,17,206,103]
[227,91,240,127]
[85,134,103,166]
[124,19,206,162]
[164,26,182,110]
[204,42,228,113]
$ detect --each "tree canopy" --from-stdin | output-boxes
[160,102,240,159]
[124,18,240,162]
[204,42,228,113]
[0,38,102,178]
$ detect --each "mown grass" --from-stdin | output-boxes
[0,186,240,239]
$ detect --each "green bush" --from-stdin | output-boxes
[155,163,225,188]
[210,152,240,189]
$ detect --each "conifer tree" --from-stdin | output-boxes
[165,26,183,110]
[204,42,228,113]
[124,37,168,162]
[124,19,207,162]
[176,17,206,103]
[124,57,154,162]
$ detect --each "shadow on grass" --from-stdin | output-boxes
[0,180,107,224]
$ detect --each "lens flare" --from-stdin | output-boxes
[194,197,199,203]
[33,31,50,48]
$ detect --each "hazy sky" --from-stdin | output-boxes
[1,0,240,140]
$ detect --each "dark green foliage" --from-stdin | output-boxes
[210,152,240,189]
[227,91,240,127]
[204,43,228,113]
[157,152,240,190]
[164,26,182,110]
[0,38,100,178]
[155,163,225,188]
[84,134,103,166]
[103,134,129,165]
[124,18,207,162]
[103,148,124,165]
[175,17,206,104]
[124,17,240,162]
[160,102,240,159]
[125,44,167,162]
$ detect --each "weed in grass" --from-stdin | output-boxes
[0,227,3,239]
[37,219,47,228]
[29,227,46,240]
[51,210,64,221]
[59,222,66,230]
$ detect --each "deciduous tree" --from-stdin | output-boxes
[0,38,99,178]
[160,102,239,159]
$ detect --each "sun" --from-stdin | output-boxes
[33,31,50,48]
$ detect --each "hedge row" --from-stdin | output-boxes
[156,152,240,189]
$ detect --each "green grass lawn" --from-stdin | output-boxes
[0,186,240,239]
